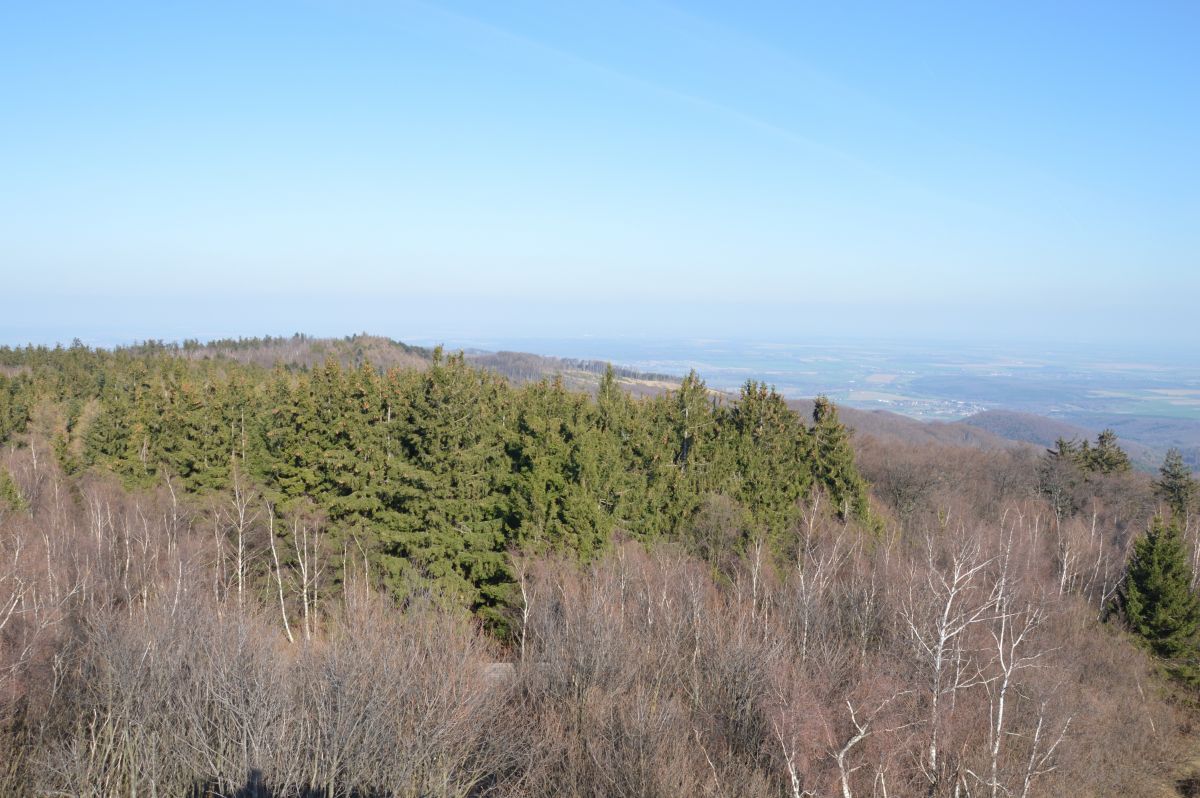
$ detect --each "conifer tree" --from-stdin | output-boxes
[320,363,390,530]
[506,378,599,555]
[0,467,26,513]
[384,352,511,616]
[1122,516,1200,684]
[1087,428,1131,474]
[1048,437,1081,464]
[672,371,712,477]
[0,374,32,443]
[661,371,724,534]
[1155,448,1197,521]
[594,365,655,535]
[1038,438,1083,520]
[729,380,810,548]
[810,396,869,521]
[262,367,324,502]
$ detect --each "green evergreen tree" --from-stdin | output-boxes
[660,371,726,535]
[262,366,329,504]
[728,380,810,550]
[810,396,869,521]
[320,363,391,533]
[383,352,512,617]
[506,378,609,558]
[0,374,33,444]
[1050,437,1080,462]
[1122,516,1200,684]
[1155,448,1197,520]
[0,467,27,513]
[1037,438,1083,520]
[593,365,650,534]
[1087,428,1131,474]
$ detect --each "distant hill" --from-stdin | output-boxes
[463,351,678,397]
[962,410,1094,448]
[1059,412,1200,471]
[155,334,678,398]
[962,409,1162,470]
[787,400,1027,454]
[169,334,431,371]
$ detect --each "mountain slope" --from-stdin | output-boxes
[963,409,1161,469]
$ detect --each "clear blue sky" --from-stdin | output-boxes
[2,1,1197,349]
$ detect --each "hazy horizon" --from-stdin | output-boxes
[2,294,1196,358]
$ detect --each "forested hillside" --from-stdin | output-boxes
[964,409,1162,470]
[128,333,680,396]
[463,350,680,396]
[0,340,868,618]
[0,339,1197,797]
[175,333,432,371]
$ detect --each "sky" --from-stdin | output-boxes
[1,1,1197,350]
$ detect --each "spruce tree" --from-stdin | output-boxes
[506,378,608,557]
[384,352,511,617]
[1087,428,1131,474]
[0,374,32,444]
[1048,437,1081,465]
[654,371,724,538]
[1122,516,1200,683]
[1037,439,1082,520]
[729,380,810,548]
[810,396,869,521]
[1155,448,1197,520]
[0,467,27,513]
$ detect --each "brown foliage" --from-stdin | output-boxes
[0,440,1192,797]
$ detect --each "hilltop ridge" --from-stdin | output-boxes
[106,334,1090,457]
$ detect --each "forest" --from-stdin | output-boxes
[0,338,1197,797]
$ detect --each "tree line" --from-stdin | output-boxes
[0,341,869,620]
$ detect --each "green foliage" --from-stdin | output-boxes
[0,468,26,513]
[0,374,34,444]
[1038,430,1135,519]
[1122,516,1200,684]
[728,381,811,548]
[0,342,873,618]
[1088,429,1132,474]
[505,378,611,559]
[1155,448,1196,520]
[811,395,870,521]
[1037,439,1083,519]
[381,353,513,617]
[1045,430,1132,476]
